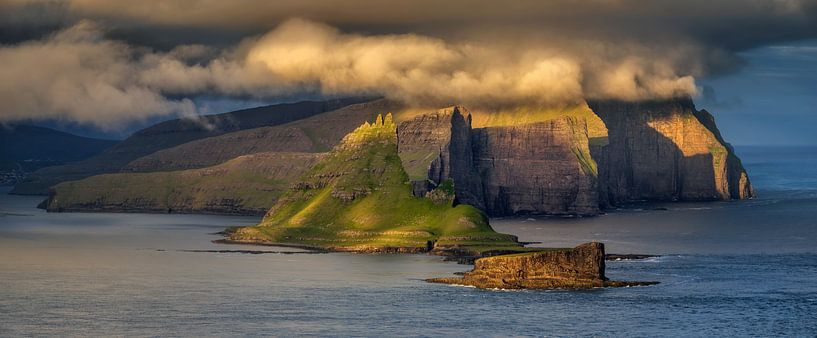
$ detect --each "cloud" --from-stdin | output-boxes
[1,0,817,127]
[0,21,196,129]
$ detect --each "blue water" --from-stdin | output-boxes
[1,146,816,336]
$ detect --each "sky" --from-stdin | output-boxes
[699,40,817,145]
[0,0,816,144]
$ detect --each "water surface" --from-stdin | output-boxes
[1,146,815,336]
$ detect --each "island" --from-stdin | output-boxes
[223,114,527,257]
[427,242,658,289]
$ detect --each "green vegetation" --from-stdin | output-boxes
[47,152,321,214]
[470,102,609,141]
[565,116,600,177]
[229,114,522,254]
[397,150,438,181]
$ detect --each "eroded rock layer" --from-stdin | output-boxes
[589,98,754,203]
[427,242,657,289]
[397,107,485,209]
[472,116,599,216]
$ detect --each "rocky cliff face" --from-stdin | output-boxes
[398,107,601,216]
[427,242,656,289]
[397,107,485,209]
[588,98,754,203]
[38,96,752,218]
[472,117,600,216]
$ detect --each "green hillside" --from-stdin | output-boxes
[228,114,523,254]
[45,152,322,215]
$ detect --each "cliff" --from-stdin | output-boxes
[43,152,322,215]
[397,104,602,216]
[427,242,657,289]
[227,114,523,255]
[11,97,374,195]
[36,97,753,217]
[472,116,600,216]
[397,107,485,209]
[589,98,754,203]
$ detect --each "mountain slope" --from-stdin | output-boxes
[123,99,403,172]
[44,152,322,215]
[0,125,116,172]
[11,97,374,194]
[227,114,521,254]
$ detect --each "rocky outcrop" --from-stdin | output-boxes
[427,242,658,289]
[398,107,601,216]
[588,98,754,203]
[472,116,600,216]
[397,107,484,209]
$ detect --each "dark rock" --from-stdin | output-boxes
[472,117,600,216]
[427,242,659,289]
[588,98,754,204]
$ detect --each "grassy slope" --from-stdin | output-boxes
[12,98,371,195]
[229,114,522,253]
[124,99,405,172]
[47,152,322,215]
[471,102,607,136]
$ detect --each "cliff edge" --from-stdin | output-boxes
[227,114,524,255]
[589,98,753,203]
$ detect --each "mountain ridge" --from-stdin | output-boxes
[37,96,753,217]
[11,97,376,194]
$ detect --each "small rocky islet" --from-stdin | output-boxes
[428,243,658,289]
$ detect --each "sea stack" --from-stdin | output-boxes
[427,242,658,289]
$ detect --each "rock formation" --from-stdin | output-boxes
[427,242,658,289]
[227,114,522,254]
[397,106,601,216]
[589,98,754,203]
[36,96,753,217]
[397,107,485,209]
[472,116,600,216]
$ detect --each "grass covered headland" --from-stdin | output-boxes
[226,114,527,256]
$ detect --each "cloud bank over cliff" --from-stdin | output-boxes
[1,0,815,128]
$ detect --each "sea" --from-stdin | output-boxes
[1,146,816,337]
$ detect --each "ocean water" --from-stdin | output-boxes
[1,146,816,336]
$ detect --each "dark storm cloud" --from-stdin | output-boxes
[5,0,814,51]
[0,0,815,127]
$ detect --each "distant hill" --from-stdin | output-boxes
[43,152,323,215]
[0,125,116,173]
[11,97,376,194]
[123,99,404,172]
